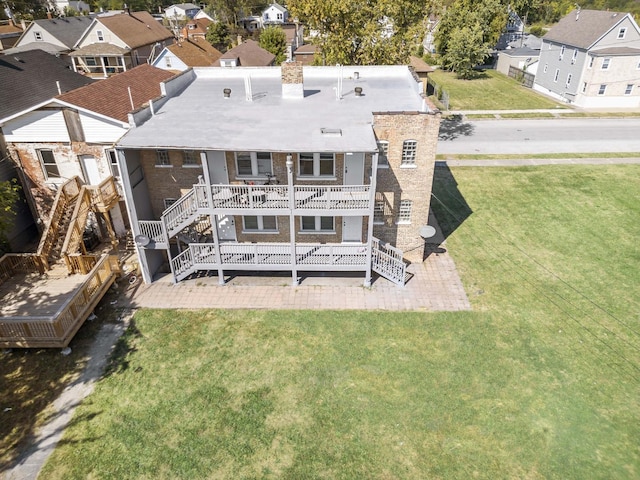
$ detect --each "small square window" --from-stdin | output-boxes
[243,216,259,230]
[618,27,627,39]
[183,150,200,166]
[320,216,333,230]
[301,216,315,230]
[625,84,633,95]
[164,198,177,209]
[377,141,389,167]
[38,149,59,180]
[34,31,43,41]
[398,200,412,224]
[156,149,171,166]
[602,58,610,70]
[598,84,607,95]
[401,140,417,166]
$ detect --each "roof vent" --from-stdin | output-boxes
[354,86,363,97]
[223,88,231,98]
[321,128,342,137]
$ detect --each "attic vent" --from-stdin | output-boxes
[321,128,342,137]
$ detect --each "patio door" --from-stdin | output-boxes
[206,151,236,241]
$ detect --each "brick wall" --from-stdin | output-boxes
[372,111,441,261]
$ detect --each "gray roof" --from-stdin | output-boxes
[118,65,431,153]
[26,16,93,49]
[590,46,640,55]
[543,9,629,49]
[0,50,94,121]
[1,41,67,55]
[508,34,542,50]
[500,47,540,58]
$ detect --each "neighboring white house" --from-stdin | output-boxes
[8,16,93,55]
[164,3,201,20]
[262,3,288,24]
[52,0,91,14]
[533,9,640,108]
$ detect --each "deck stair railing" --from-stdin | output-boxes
[161,187,208,239]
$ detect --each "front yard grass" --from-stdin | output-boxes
[36,165,640,479]
[430,69,566,110]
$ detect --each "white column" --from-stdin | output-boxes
[286,155,298,286]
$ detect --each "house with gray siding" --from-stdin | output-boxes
[533,9,640,108]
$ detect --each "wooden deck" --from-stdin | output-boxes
[0,255,120,348]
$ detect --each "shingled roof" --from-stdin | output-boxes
[219,39,275,66]
[56,64,175,122]
[92,11,173,49]
[0,50,93,121]
[543,9,631,49]
[166,38,222,67]
[25,16,93,49]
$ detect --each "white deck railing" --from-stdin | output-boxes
[138,221,167,243]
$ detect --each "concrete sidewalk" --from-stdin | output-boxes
[437,157,640,167]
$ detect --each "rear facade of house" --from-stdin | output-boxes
[117,63,441,286]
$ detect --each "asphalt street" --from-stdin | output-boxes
[437,117,640,154]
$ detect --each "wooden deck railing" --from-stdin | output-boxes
[0,254,120,348]
[61,188,92,264]
[0,253,46,287]
[87,176,119,212]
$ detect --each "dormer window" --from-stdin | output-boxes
[34,31,42,41]
[618,27,627,39]
[97,30,104,42]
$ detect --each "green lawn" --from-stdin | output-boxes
[429,69,566,111]
[37,165,640,479]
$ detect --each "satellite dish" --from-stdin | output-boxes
[419,225,436,239]
[134,234,151,247]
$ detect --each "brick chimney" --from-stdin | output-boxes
[281,61,304,99]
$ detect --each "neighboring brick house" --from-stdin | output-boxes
[533,9,640,108]
[0,63,175,235]
[153,38,222,71]
[179,18,212,41]
[5,16,92,56]
[116,63,441,286]
[218,39,275,67]
[69,11,174,78]
[0,50,93,239]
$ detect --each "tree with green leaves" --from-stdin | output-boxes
[435,0,506,77]
[0,179,20,255]
[259,26,287,64]
[206,21,231,51]
[287,0,432,65]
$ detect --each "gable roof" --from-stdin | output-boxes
[56,64,175,122]
[219,39,275,66]
[165,3,199,11]
[264,3,287,14]
[543,9,631,49]
[0,49,94,121]
[166,38,222,67]
[23,16,93,49]
[95,11,173,49]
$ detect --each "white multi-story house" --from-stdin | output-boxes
[533,9,640,108]
[115,63,441,287]
[262,3,288,25]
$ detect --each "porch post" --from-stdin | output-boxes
[286,155,298,286]
[201,152,225,284]
[364,151,378,287]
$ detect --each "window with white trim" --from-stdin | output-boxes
[582,82,587,93]
[598,84,607,95]
[588,56,594,68]
[243,216,277,232]
[601,58,610,70]
[165,56,172,68]
[297,152,334,177]
[183,150,200,167]
[300,216,334,232]
[618,27,627,39]
[235,152,273,177]
[34,31,43,41]
[566,73,572,87]
[553,69,559,82]
[156,149,171,167]
[106,149,120,178]
[377,141,389,167]
[37,149,59,180]
[571,49,577,64]
[559,45,565,60]
[401,140,417,166]
[398,200,412,224]
[625,84,633,95]
[374,200,384,224]
[97,30,104,41]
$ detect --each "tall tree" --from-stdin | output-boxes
[206,21,231,51]
[287,0,432,65]
[259,26,287,64]
[0,179,20,255]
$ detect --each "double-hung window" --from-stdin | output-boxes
[298,153,334,177]
[618,27,627,39]
[401,140,417,166]
[38,149,59,180]
[398,200,413,224]
[553,69,559,82]
[243,216,277,232]
[559,45,565,61]
[598,84,607,95]
[376,141,389,167]
[300,216,334,232]
[106,149,120,178]
[602,58,611,70]
[183,150,200,167]
[566,74,572,87]
[571,49,577,64]
[156,149,171,167]
[235,152,272,177]
[625,84,633,95]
